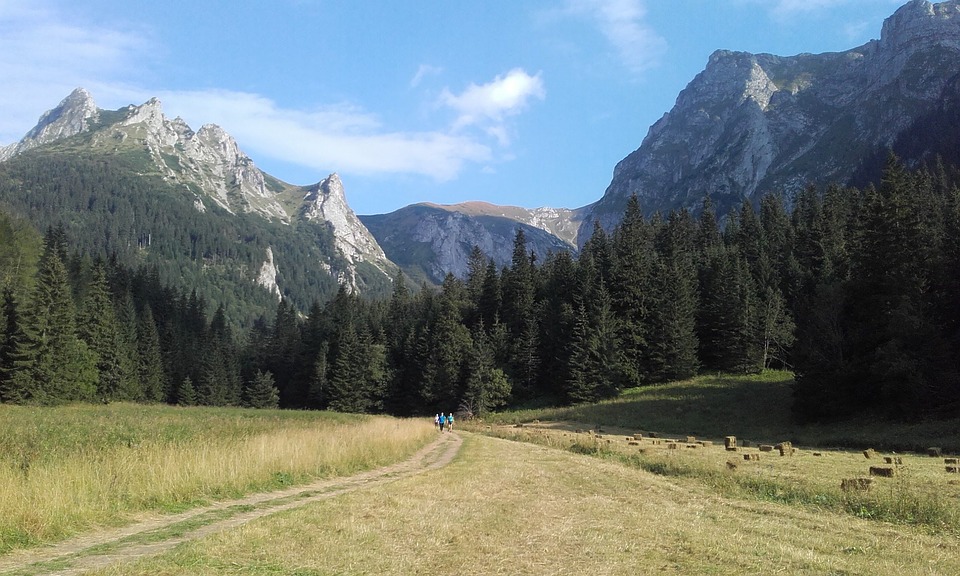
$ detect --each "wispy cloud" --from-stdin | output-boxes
[155,89,493,181]
[439,68,545,145]
[0,0,152,143]
[0,2,541,183]
[410,64,443,88]
[564,0,666,75]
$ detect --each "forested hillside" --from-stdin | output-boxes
[1,156,958,420]
[0,149,383,329]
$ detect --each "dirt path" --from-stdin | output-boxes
[0,432,462,576]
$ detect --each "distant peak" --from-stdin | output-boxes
[881,0,960,50]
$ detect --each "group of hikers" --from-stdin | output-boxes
[435,412,455,432]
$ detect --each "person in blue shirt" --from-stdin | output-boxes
[438,412,445,432]
[446,412,454,431]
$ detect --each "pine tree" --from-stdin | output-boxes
[501,229,539,398]
[177,376,197,406]
[610,195,654,385]
[462,321,511,416]
[647,211,699,381]
[15,242,98,403]
[0,288,30,403]
[243,369,280,409]
[306,341,330,409]
[78,261,133,400]
[136,305,166,402]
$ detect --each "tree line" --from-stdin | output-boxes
[1,156,958,420]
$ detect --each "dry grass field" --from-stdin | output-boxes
[84,433,960,576]
[4,372,959,575]
[0,403,436,555]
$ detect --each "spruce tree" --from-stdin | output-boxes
[78,261,133,400]
[610,195,653,385]
[136,305,166,403]
[243,369,280,409]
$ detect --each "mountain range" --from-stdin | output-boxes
[2,0,960,312]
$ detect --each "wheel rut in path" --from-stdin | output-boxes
[0,432,462,576]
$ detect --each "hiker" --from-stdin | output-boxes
[439,412,445,432]
[434,413,440,430]
[447,412,454,431]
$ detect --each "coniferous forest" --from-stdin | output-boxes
[1,156,959,421]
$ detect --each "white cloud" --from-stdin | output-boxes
[439,68,546,141]
[0,2,538,184]
[410,64,443,88]
[0,0,151,143]
[564,0,666,74]
[153,89,493,181]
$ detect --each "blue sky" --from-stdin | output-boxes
[0,0,906,215]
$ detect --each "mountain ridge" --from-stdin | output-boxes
[579,0,960,243]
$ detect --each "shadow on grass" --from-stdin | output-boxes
[490,371,960,452]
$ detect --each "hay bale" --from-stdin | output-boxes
[946,466,959,474]
[633,433,644,440]
[726,460,739,470]
[863,448,877,459]
[759,444,774,452]
[628,441,639,446]
[743,453,760,461]
[724,436,737,449]
[686,436,696,443]
[648,432,659,438]
[775,441,794,456]
[869,466,895,478]
[944,458,958,465]
[742,439,752,448]
[841,477,873,492]
[699,440,713,447]
[928,447,943,457]
[667,443,679,449]
[686,444,698,449]
[651,439,662,445]
[813,452,822,457]
[884,456,903,465]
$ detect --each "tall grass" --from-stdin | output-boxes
[0,403,435,554]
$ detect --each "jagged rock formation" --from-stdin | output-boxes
[0,88,100,161]
[582,0,960,243]
[301,174,393,291]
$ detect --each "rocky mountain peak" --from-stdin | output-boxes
[0,87,100,160]
[881,0,960,52]
[301,173,392,291]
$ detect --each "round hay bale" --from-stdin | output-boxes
[928,447,943,457]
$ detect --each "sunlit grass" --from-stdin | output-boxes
[0,403,435,554]
[474,419,960,534]
[89,434,960,576]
